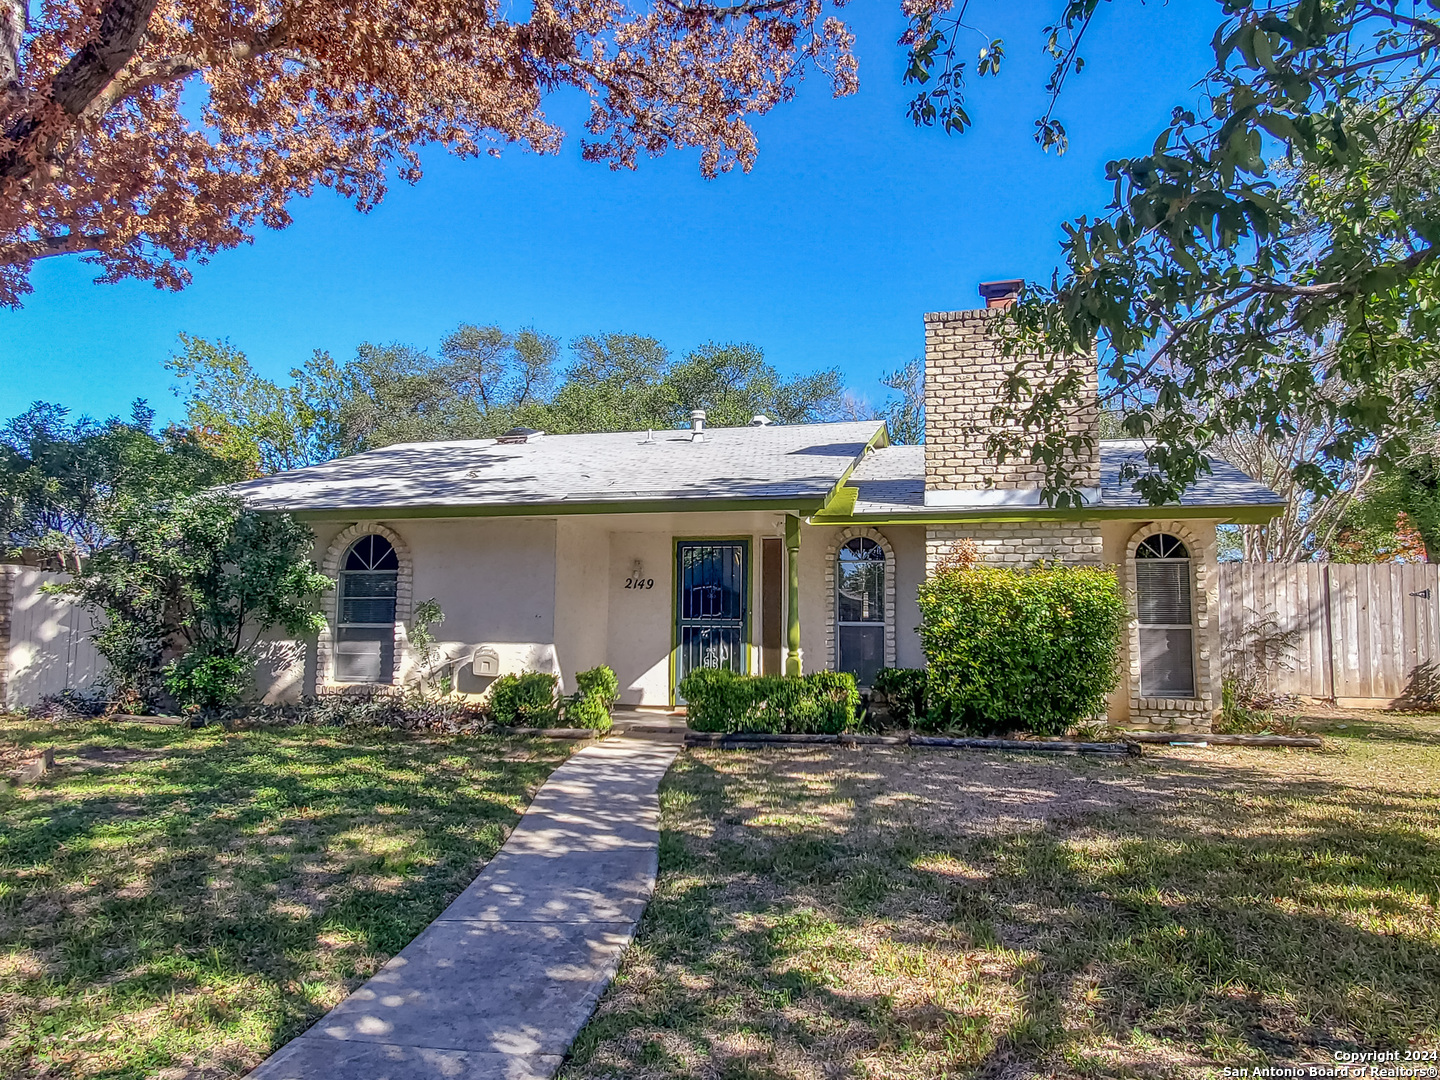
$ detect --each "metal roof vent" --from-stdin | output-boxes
[497,427,544,444]
[748,414,773,427]
[689,409,706,443]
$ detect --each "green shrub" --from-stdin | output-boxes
[488,671,560,726]
[564,692,614,732]
[917,562,1127,736]
[871,667,930,729]
[163,650,253,711]
[575,665,619,707]
[679,669,860,734]
[1214,674,1305,736]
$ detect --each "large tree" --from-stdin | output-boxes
[972,1,1440,512]
[0,0,859,308]
[170,324,849,470]
[0,399,239,564]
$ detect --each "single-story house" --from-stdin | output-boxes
[234,286,1283,731]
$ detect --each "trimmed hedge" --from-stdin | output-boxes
[917,562,1127,736]
[679,669,860,734]
[564,665,618,732]
[575,665,620,708]
[564,692,612,731]
[871,667,930,729]
[489,671,560,726]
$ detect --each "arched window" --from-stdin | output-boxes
[836,536,886,687]
[1135,532,1195,696]
[336,534,399,683]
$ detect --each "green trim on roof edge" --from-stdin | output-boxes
[808,500,1287,527]
[282,495,829,521]
[816,426,890,512]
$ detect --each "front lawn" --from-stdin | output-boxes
[563,712,1440,1079]
[0,719,573,1079]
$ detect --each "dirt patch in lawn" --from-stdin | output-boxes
[563,712,1440,1080]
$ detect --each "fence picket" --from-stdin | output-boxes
[1219,561,1439,705]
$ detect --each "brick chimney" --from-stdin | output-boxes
[922,281,1100,507]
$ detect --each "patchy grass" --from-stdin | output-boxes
[0,718,572,1079]
[562,712,1440,1079]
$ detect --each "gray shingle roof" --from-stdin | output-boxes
[231,421,885,514]
[847,440,1284,515]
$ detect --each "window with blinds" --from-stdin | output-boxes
[1135,534,1195,697]
[337,534,399,683]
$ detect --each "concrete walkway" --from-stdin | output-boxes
[249,735,680,1080]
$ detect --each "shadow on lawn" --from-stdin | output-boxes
[564,747,1440,1079]
[0,724,563,1078]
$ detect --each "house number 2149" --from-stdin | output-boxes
[625,577,655,590]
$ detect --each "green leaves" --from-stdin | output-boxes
[917,563,1127,735]
[984,0,1440,506]
[170,327,850,474]
[0,400,240,563]
[52,493,331,708]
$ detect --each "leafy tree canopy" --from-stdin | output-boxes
[1336,426,1440,561]
[0,0,860,307]
[0,399,239,563]
[50,491,329,708]
[879,359,925,445]
[169,326,851,473]
[975,1,1440,513]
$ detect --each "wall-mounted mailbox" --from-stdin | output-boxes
[472,647,500,677]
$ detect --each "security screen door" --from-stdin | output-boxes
[675,541,749,691]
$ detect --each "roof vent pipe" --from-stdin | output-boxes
[749,414,773,427]
[689,409,706,443]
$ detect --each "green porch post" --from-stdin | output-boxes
[785,514,802,676]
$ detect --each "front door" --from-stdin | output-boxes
[675,541,749,696]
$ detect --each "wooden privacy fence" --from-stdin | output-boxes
[0,566,104,710]
[1217,562,1440,706]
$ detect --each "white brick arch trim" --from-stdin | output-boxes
[318,522,414,688]
[1123,520,1214,717]
[825,527,897,677]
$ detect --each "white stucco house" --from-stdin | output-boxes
[235,289,1283,731]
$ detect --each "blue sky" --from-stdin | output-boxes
[0,0,1220,423]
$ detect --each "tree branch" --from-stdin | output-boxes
[1,0,161,181]
[0,231,109,266]
[0,0,24,92]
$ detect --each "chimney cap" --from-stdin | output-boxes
[978,279,1024,308]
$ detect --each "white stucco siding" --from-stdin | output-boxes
[260,509,929,706]
[555,518,611,694]
[605,529,675,706]
[888,526,928,668]
[408,518,559,689]
[798,524,836,673]
[601,511,787,706]
[257,516,561,700]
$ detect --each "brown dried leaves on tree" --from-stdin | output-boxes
[0,0,858,307]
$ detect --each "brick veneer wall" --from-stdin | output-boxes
[923,307,1099,492]
[923,521,1103,573]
